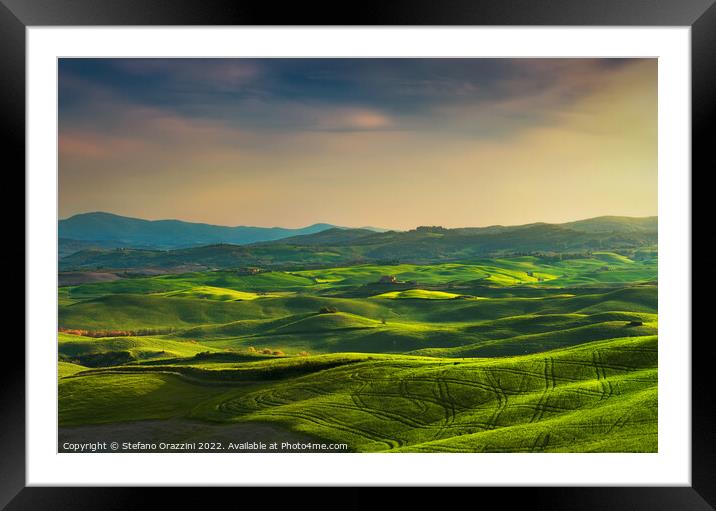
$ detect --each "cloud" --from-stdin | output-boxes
[60,58,652,139]
[113,58,260,89]
[59,133,145,159]
[294,106,395,132]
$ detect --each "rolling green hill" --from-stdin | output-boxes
[374,289,469,300]
[60,335,657,452]
[562,216,657,233]
[59,331,223,365]
[59,216,657,271]
[58,251,658,453]
[59,284,656,331]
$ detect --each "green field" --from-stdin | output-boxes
[58,252,658,452]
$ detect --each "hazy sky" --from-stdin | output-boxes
[59,58,657,230]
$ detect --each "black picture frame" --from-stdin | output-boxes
[4,1,708,509]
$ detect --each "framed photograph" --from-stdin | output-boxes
[6,0,709,508]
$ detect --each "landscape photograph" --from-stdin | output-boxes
[58,57,657,453]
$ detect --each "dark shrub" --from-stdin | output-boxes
[68,350,136,368]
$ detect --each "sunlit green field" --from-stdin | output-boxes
[58,253,657,452]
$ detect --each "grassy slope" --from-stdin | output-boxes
[208,335,657,452]
[374,289,469,300]
[59,373,237,426]
[58,282,657,357]
[159,286,282,301]
[175,310,655,357]
[60,254,656,301]
[294,255,656,288]
[412,320,657,357]
[59,336,657,452]
[59,332,221,365]
[57,254,658,452]
[58,361,88,378]
[59,283,656,331]
[63,271,315,300]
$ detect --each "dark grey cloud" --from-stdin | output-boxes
[59,58,647,136]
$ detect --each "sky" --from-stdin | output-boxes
[58,58,657,230]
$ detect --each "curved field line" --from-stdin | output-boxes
[399,378,429,414]
[255,410,401,450]
[319,401,426,429]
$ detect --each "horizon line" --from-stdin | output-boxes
[59,210,658,232]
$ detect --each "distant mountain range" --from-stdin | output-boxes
[59,214,657,271]
[59,212,383,253]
